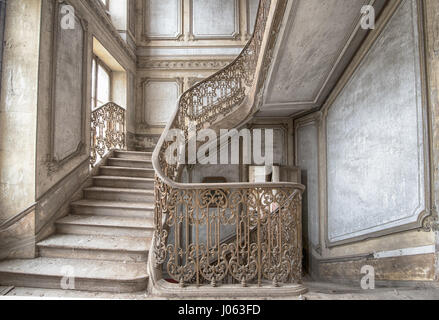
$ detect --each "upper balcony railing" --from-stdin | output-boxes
[149,0,306,295]
[90,102,126,167]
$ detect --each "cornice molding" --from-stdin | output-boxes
[137,58,233,70]
[81,0,136,62]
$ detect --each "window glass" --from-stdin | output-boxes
[97,63,110,107]
[91,58,96,108]
[91,57,111,109]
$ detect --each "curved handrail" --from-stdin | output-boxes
[152,0,298,191]
[149,0,305,290]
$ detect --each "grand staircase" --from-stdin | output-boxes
[0,150,155,293]
[0,0,306,298]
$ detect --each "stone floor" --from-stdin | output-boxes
[2,281,439,300]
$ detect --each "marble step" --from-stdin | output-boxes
[71,200,154,218]
[100,166,155,178]
[56,215,154,237]
[84,187,154,202]
[37,234,151,262]
[114,150,152,160]
[92,176,155,190]
[0,258,148,293]
[107,158,153,169]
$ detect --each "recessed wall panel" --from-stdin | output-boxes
[53,10,84,161]
[143,80,180,126]
[191,0,238,39]
[297,122,319,249]
[326,0,426,243]
[144,0,182,39]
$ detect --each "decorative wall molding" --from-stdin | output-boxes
[189,0,241,40]
[47,0,88,174]
[128,0,136,37]
[141,77,184,127]
[0,157,92,261]
[142,0,184,41]
[246,0,259,39]
[433,6,439,55]
[422,206,439,232]
[137,58,233,70]
[320,0,432,247]
[82,0,136,61]
[262,0,373,114]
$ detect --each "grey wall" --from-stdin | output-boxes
[0,0,5,94]
[296,120,319,250]
[325,0,427,244]
[53,10,85,162]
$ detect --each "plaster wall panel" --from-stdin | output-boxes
[247,0,259,34]
[326,0,426,243]
[296,122,319,249]
[0,0,41,219]
[52,12,85,161]
[143,80,180,126]
[144,0,182,39]
[191,0,239,39]
[265,0,366,105]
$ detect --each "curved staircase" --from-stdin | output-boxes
[0,0,306,298]
[0,150,154,293]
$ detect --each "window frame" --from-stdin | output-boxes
[91,55,113,110]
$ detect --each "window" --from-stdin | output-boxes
[91,56,112,110]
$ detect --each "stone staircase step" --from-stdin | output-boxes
[107,158,153,169]
[84,187,154,202]
[71,200,154,218]
[100,166,155,178]
[114,150,152,160]
[0,258,148,293]
[56,215,154,237]
[92,176,155,190]
[37,234,151,262]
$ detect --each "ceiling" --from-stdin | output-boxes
[258,0,387,118]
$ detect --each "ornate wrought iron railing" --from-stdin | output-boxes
[90,102,126,167]
[150,0,305,292]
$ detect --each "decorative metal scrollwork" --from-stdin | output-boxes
[151,0,305,289]
[90,102,126,167]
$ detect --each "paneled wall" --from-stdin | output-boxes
[295,117,320,254]
[37,0,136,197]
[294,0,436,280]
[0,0,137,259]
[135,0,259,142]
[0,0,42,221]
[326,0,425,244]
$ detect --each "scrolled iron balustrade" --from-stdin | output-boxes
[150,0,305,291]
[90,102,126,167]
[153,179,304,287]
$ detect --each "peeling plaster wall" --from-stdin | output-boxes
[0,0,41,220]
[36,0,136,198]
[326,0,426,244]
[294,0,437,281]
[0,0,137,258]
[135,0,259,145]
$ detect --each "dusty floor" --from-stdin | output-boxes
[1,281,439,300]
